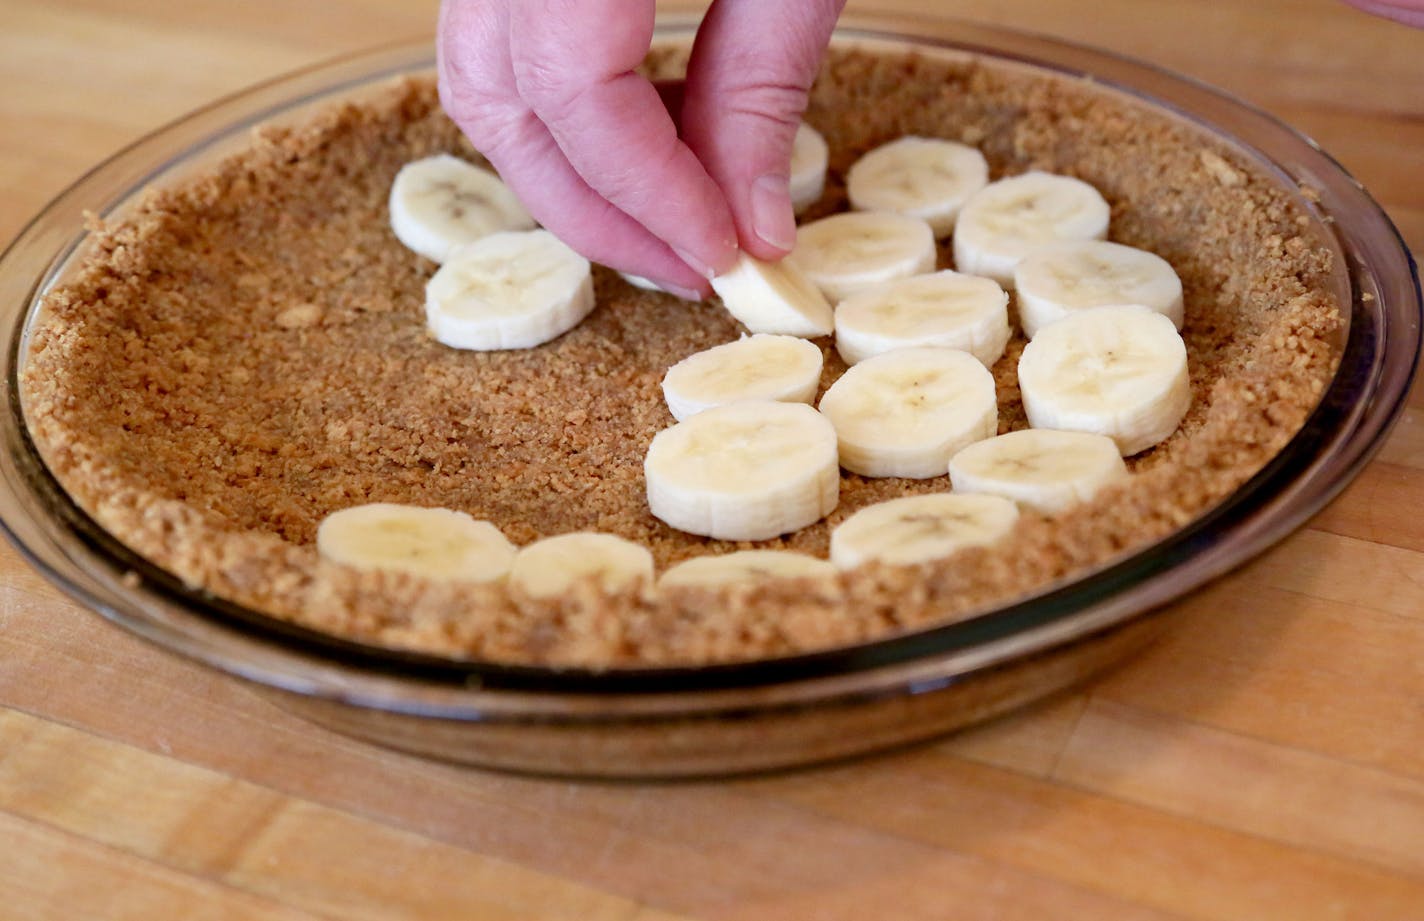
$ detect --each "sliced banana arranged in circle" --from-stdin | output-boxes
[834,270,1011,368]
[1018,305,1191,456]
[830,493,1020,570]
[425,229,594,351]
[789,212,938,304]
[710,253,834,338]
[790,122,830,215]
[818,347,998,479]
[368,145,1196,590]
[644,401,840,541]
[389,154,536,264]
[953,171,1111,287]
[948,429,1129,515]
[659,550,836,589]
[846,137,990,237]
[316,503,516,582]
[1014,240,1184,339]
[661,334,824,422]
[508,532,654,600]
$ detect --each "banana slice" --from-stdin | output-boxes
[710,253,834,338]
[829,493,1020,570]
[425,229,594,351]
[790,122,830,215]
[644,401,839,541]
[952,172,1111,287]
[658,550,836,589]
[507,532,654,600]
[1014,241,1185,339]
[817,347,998,479]
[788,212,938,304]
[846,137,990,237]
[661,334,824,422]
[834,270,1011,368]
[948,429,1129,514]
[1018,305,1191,456]
[389,154,537,264]
[316,503,515,582]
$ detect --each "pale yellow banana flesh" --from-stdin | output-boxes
[847,136,990,237]
[790,122,830,214]
[508,532,654,600]
[316,503,515,582]
[789,212,938,304]
[1014,240,1184,339]
[389,154,535,264]
[1018,305,1191,456]
[711,253,834,338]
[659,550,836,589]
[952,171,1110,288]
[819,347,998,479]
[644,401,840,541]
[425,229,594,351]
[833,270,1010,368]
[830,493,1020,569]
[661,334,824,422]
[949,429,1129,514]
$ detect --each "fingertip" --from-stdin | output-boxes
[673,236,739,281]
[661,281,711,302]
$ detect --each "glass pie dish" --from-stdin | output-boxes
[0,14,1417,777]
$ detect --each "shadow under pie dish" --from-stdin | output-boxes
[1,17,1417,777]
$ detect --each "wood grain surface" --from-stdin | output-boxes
[1,1,1421,918]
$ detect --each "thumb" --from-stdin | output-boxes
[1341,0,1424,26]
[681,0,845,261]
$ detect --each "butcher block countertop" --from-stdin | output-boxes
[1,1,1421,918]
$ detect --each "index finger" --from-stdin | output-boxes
[508,0,739,279]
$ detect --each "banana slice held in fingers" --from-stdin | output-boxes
[662,334,824,422]
[1018,305,1191,456]
[847,137,990,237]
[426,229,594,351]
[659,550,836,589]
[645,401,840,541]
[830,493,1020,570]
[789,212,938,304]
[316,503,516,582]
[710,253,834,338]
[790,121,830,215]
[508,532,654,600]
[949,429,1129,515]
[390,154,537,263]
[1014,241,1184,339]
[818,347,998,479]
[953,172,1110,287]
[834,270,1011,368]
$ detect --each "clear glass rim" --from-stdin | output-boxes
[0,14,1417,717]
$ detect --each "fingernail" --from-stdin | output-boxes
[672,245,715,280]
[750,174,797,252]
[663,283,705,302]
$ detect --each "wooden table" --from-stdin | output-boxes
[2,2,1420,918]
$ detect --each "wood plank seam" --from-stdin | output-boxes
[0,706,687,921]
[0,808,339,921]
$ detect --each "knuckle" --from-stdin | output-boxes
[510,53,593,120]
[723,76,809,127]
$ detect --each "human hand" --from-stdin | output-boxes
[437,0,845,299]
[1342,0,1424,25]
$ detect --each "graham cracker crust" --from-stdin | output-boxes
[21,47,1341,668]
